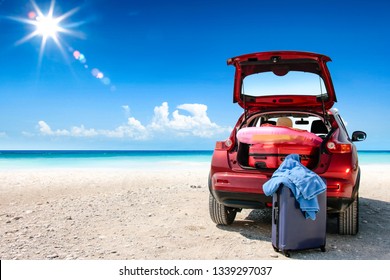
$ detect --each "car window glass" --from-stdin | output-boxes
[256,116,322,132]
[337,115,350,136]
[242,71,327,97]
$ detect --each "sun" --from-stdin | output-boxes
[9,0,81,65]
[35,13,61,39]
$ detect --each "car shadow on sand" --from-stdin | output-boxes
[216,197,390,259]
[217,208,273,242]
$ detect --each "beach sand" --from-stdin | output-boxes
[0,164,389,260]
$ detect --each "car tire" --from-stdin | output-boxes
[338,195,359,235]
[209,193,237,225]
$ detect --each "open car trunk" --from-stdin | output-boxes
[235,116,328,171]
[237,142,321,170]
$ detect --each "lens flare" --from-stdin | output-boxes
[91,68,100,77]
[102,77,111,85]
[78,54,86,64]
[73,50,81,59]
[28,11,36,19]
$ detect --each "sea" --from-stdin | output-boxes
[0,150,213,169]
[0,150,389,169]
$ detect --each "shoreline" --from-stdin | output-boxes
[0,161,388,169]
[1,149,390,170]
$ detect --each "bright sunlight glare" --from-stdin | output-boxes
[7,0,115,90]
[9,0,81,67]
[35,15,61,39]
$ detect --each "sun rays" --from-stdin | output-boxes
[7,0,115,90]
[10,0,82,67]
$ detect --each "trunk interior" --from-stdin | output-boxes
[235,113,328,171]
[237,142,321,171]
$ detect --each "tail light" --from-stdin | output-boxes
[326,129,352,153]
[215,137,235,151]
[326,141,352,153]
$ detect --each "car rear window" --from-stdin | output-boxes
[252,116,326,134]
[242,71,328,98]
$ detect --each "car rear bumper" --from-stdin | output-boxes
[211,190,272,209]
[210,169,359,212]
[210,171,271,209]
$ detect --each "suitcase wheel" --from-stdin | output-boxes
[282,250,291,258]
[320,246,326,252]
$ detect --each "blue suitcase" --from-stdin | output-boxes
[272,185,326,257]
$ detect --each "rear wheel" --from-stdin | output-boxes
[338,195,359,235]
[209,194,237,225]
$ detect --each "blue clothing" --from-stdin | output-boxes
[263,154,326,220]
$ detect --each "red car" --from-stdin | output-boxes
[209,51,366,235]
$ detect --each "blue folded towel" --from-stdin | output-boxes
[263,154,326,220]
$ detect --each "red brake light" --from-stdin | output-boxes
[326,141,352,153]
[215,141,224,150]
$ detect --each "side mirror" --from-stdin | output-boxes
[352,131,367,142]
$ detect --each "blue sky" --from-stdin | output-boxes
[0,0,389,150]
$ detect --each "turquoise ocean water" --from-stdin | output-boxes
[0,150,213,169]
[0,150,389,169]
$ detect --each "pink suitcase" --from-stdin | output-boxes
[248,143,318,169]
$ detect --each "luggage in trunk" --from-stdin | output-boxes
[272,185,326,257]
[248,143,319,169]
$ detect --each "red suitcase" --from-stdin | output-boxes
[248,143,318,169]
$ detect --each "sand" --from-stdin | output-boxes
[0,164,389,260]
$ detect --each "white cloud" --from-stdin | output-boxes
[122,105,130,116]
[38,121,70,136]
[36,102,231,140]
[38,121,52,135]
[70,125,98,137]
[150,102,228,137]
[150,102,170,130]
[100,117,148,140]
[0,132,7,138]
